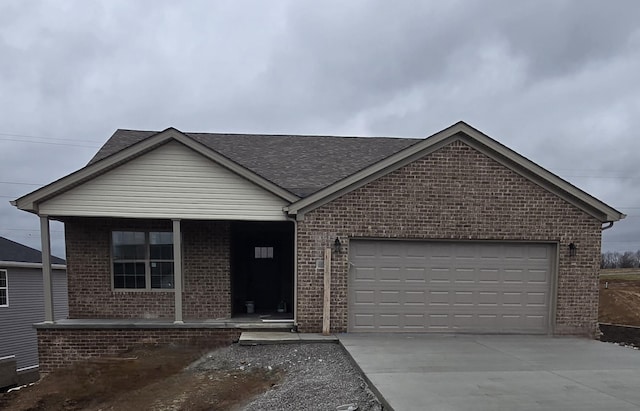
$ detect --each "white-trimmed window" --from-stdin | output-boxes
[112,231,174,290]
[0,270,7,307]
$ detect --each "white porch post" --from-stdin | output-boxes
[172,219,183,324]
[39,215,54,323]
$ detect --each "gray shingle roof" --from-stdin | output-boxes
[0,236,65,264]
[88,130,421,197]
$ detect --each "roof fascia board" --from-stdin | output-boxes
[13,128,298,212]
[287,122,625,222]
[0,261,66,270]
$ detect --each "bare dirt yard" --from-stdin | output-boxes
[3,268,639,410]
[0,342,380,411]
[599,268,640,327]
[0,344,277,411]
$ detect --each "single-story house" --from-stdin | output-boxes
[0,236,67,385]
[12,121,624,371]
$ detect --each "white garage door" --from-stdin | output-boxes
[348,240,554,333]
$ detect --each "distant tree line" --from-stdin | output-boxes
[601,251,640,269]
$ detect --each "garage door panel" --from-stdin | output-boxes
[353,266,376,281]
[349,241,553,333]
[528,269,550,283]
[477,269,500,283]
[525,292,547,306]
[379,267,402,281]
[405,267,427,282]
[429,268,452,283]
[352,313,375,329]
[353,290,375,304]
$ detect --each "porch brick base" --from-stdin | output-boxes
[37,328,241,372]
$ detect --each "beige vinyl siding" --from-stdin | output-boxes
[38,141,289,220]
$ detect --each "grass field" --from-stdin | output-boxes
[599,268,640,326]
[600,268,640,281]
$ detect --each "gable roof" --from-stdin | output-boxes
[12,122,625,224]
[13,128,302,213]
[0,236,65,265]
[285,122,626,223]
[89,130,419,197]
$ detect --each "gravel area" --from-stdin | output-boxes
[189,342,382,411]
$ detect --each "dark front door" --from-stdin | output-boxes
[231,222,294,316]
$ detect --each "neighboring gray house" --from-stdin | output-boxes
[0,236,67,383]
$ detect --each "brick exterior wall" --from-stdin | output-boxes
[64,218,231,320]
[37,328,240,372]
[183,221,231,319]
[296,141,602,336]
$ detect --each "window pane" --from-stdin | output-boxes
[113,262,124,275]
[0,290,6,306]
[151,261,174,289]
[150,232,173,260]
[0,272,6,287]
[125,276,136,288]
[150,232,172,245]
[113,231,146,260]
[113,244,145,260]
[113,231,145,245]
[150,244,173,260]
[113,262,146,289]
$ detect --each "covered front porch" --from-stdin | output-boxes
[38,216,296,325]
[34,216,296,371]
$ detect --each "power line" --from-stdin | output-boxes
[562,175,639,179]
[0,132,102,143]
[0,136,101,148]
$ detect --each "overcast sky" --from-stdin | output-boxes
[1,0,639,258]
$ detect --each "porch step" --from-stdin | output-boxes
[238,331,339,345]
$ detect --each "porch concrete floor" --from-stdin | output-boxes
[238,331,339,345]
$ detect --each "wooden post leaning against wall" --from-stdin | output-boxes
[322,248,332,336]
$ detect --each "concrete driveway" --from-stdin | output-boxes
[338,334,640,411]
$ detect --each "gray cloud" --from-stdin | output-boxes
[1,0,639,256]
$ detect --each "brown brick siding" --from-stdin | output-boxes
[64,218,231,320]
[183,221,231,319]
[37,328,240,372]
[296,141,602,335]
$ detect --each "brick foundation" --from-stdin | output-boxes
[296,140,602,336]
[37,328,241,372]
